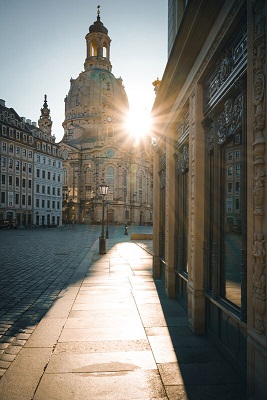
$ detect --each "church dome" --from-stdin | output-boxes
[89,15,108,35]
[62,6,129,145]
[63,68,129,143]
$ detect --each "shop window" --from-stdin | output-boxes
[204,93,246,311]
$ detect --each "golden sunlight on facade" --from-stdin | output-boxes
[152,1,267,398]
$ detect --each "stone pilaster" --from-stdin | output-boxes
[187,85,205,334]
[153,149,161,278]
[164,128,176,298]
[247,0,267,398]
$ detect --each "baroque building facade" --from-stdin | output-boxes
[152,1,266,398]
[59,9,153,225]
[26,96,63,227]
[0,97,62,227]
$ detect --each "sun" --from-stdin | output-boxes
[124,107,152,143]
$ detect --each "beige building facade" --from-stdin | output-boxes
[152,1,267,398]
[60,9,153,226]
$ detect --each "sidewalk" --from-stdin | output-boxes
[0,232,246,400]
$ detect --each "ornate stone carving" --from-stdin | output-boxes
[252,0,266,335]
[177,111,189,138]
[176,144,189,174]
[252,233,266,333]
[175,0,245,117]
[253,169,266,215]
[218,94,243,144]
[205,28,247,108]
[219,49,234,85]
[202,116,215,152]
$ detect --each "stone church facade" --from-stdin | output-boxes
[152,1,267,398]
[59,10,152,226]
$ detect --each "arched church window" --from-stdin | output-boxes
[139,173,143,189]
[76,93,80,106]
[106,166,114,200]
[63,168,68,185]
[106,166,114,185]
[103,45,107,58]
[90,41,97,57]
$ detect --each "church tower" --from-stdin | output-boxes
[84,5,112,72]
[60,7,152,226]
[38,94,52,135]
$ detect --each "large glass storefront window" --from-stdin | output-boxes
[204,92,246,312]
[222,136,244,307]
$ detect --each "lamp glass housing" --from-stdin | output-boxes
[99,184,109,196]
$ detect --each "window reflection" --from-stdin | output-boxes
[223,138,243,307]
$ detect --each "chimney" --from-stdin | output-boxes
[0,99,6,107]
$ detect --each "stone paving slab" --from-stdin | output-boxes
[34,369,168,400]
[45,350,157,373]
[0,226,247,399]
[0,347,52,400]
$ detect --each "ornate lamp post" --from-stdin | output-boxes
[99,183,109,254]
[105,202,109,238]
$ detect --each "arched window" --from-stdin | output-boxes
[103,41,108,58]
[106,166,114,185]
[90,41,97,56]
[63,168,68,185]
[106,166,114,199]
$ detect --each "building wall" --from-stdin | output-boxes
[0,100,63,227]
[0,103,34,226]
[60,143,152,226]
[152,1,267,397]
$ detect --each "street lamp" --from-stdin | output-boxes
[105,202,109,239]
[99,183,109,254]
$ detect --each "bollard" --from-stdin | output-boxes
[124,221,128,235]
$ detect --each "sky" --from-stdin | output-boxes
[1,0,168,142]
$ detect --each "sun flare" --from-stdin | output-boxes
[124,107,152,142]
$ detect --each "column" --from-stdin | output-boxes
[153,149,161,278]
[164,128,176,298]
[187,86,205,334]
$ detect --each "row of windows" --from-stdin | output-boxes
[35,199,61,209]
[226,197,240,212]
[1,174,32,188]
[36,155,61,167]
[227,164,240,177]
[1,175,61,195]
[227,149,240,161]
[1,142,33,158]
[1,192,61,209]
[1,124,33,143]
[227,181,240,193]
[1,129,60,158]
[1,158,33,173]
[1,192,32,206]
[36,142,59,156]
[1,124,60,156]
[36,168,61,181]
[36,184,61,196]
